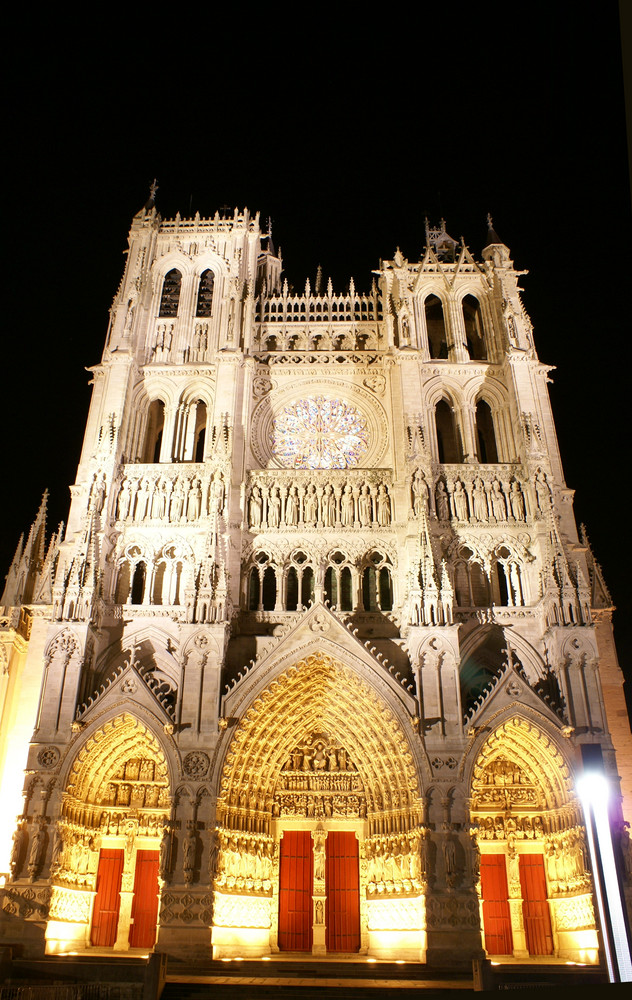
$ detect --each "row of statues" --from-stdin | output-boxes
[435,476,525,523]
[410,467,553,523]
[272,792,367,819]
[116,472,226,523]
[248,480,392,530]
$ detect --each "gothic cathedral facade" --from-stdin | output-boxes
[0,197,630,966]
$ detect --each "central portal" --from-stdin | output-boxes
[277,829,360,954]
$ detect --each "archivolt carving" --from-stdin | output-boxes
[63,713,171,835]
[471,717,573,814]
[218,654,420,837]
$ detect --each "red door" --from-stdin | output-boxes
[278,831,313,951]
[129,850,160,948]
[91,849,124,946]
[519,854,553,955]
[480,854,513,955]
[325,831,360,953]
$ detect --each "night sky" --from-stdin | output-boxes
[4,9,630,705]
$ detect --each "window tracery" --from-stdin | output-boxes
[271,397,369,469]
[158,269,182,317]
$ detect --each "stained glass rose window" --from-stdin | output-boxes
[271,397,369,469]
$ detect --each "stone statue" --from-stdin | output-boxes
[453,480,468,520]
[117,479,131,521]
[159,825,172,877]
[412,470,429,516]
[249,487,262,529]
[323,484,336,526]
[305,486,318,525]
[341,486,354,526]
[472,476,487,521]
[358,486,371,526]
[509,481,525,520]
[490,479,506,520]
[376,485,391,525]
[436,481,449,521]
[286,487,299,526]
[268,487,281,528]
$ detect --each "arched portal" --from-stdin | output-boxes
[46,714,171,955]
[470,717,598,964]
[214,654,425,959]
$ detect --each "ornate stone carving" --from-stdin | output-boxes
[425,893,479,928]
[49,885,92,923]
[366,896,424,930]
[183,751,210,779]
[213,892,272,928]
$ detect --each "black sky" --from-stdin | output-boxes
[3,7,631,703]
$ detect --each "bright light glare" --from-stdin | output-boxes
[577,772,609,806]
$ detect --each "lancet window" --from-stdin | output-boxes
[435,399,463,463]
[463,294,488,360]
[248,552,279,612]
[475,399,499,463]
[285,551,315,611]
[425,295,448,359]
[324,551,354,611]
[453,546,525,608]
[361,551,393,611]
[195,269,214,317]
[158,269,182,317]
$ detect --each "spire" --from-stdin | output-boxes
[483,212,503,248]
[143,178,159,213]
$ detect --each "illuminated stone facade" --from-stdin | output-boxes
[0,200,630,966]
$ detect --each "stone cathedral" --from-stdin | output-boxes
[0,193,630,968]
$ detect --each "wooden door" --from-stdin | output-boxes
[519,854,553,955]
[278,831,313,951]
[129,850,160,948]
[325,831,360,953]
[91,849,124,947]
[480,854,513,955]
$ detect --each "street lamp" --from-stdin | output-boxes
[577,770,632,983]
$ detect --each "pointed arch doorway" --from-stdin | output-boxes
[214,653,425,960]
[471,717,598,964]
[46,714,170,954]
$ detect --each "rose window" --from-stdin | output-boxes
[271,397,369,469]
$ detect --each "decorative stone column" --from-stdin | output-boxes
[312,826,327,956]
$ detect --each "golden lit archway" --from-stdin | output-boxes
[470,716,597,963]
[213,653,425,960]
[218,653,421,835]
[46,714,171,955]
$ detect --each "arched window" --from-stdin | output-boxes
[248,568,260,610]
[475,400,499,463]
[425,295,448,359]
[131,561,146,605]
[143,400,166,463]
[302,566,315,607]
[262,566,276,611]
[159,269,182,317]
[286,566,299,611]
[454,548,490,607]
[196,270,214,317]
[152,563,165,605]
[194,401,207,462]
[463,295,487,360]
[435,399,462,463]
[115,563,131,604]
[379,567,393,610]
